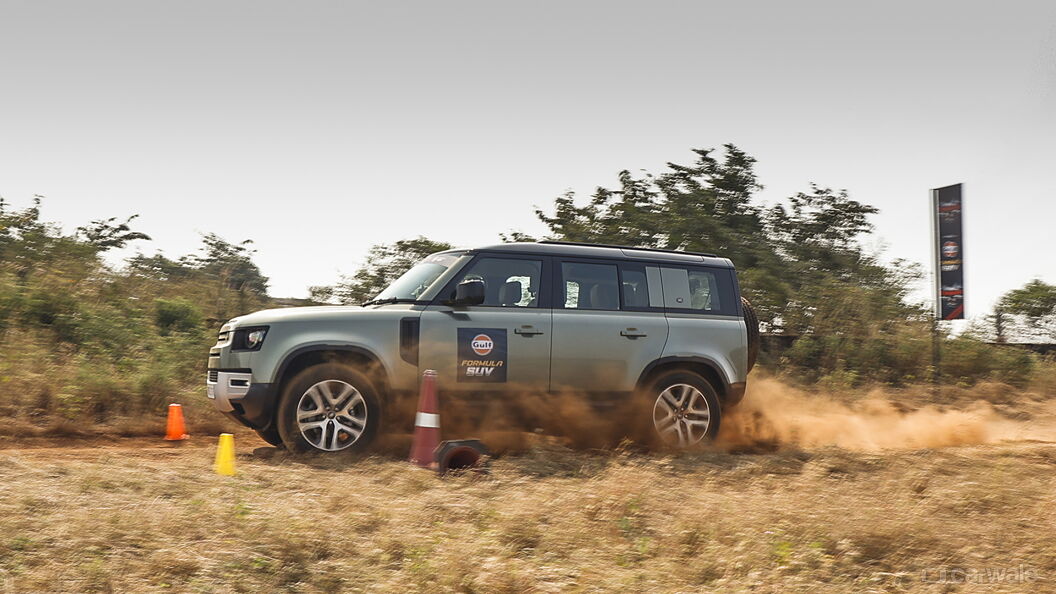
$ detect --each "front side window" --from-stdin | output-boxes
[560,262,620,310]
[449,257,542,307]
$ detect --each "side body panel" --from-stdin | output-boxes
[418,306,553,394]
[662,313,748,386]
[550,309,668,392]
[211,306,422,393]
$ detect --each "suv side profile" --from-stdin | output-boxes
[206,241,758,452]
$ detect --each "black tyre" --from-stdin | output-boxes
[741,296,760,373]
[649,370,721,447]
[277,363,381,453]
[254,424,284,448]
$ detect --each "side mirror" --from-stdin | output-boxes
[451,279,485,306]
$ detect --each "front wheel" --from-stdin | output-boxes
[254,424,284,448]
[649,371,721,448]
[277,363,381,453]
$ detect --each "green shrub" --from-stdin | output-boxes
[1028,357,1056,396]
[942,337,1034,388]
[20,287,82,343]
[134,367,176,414]
[66,363,133,419]
[780,327,1036,388]
[154,298,203,335]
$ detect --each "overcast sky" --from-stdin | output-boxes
[1,1,1053,320]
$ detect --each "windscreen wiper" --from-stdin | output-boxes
[359,298,420,307]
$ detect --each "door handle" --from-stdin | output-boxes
[515,327,545,336]
[621,329,648,338]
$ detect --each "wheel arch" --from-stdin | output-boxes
[275,344,392,402]
[636,356,731,402]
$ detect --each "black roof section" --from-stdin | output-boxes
[539,240,718,258]
[458,242,734,268]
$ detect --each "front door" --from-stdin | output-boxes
[419,254,552,395]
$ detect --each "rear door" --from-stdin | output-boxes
[418,254,552,394]
[550,259,669,393]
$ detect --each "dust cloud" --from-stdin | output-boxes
[718,377,1034,452]
[379,376,1050,456]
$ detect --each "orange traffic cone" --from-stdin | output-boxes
[408,370,440,468]
[164,403,189,441]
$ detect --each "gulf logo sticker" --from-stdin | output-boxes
[471,334,493,356]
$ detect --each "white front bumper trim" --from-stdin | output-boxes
[206,371,254,412]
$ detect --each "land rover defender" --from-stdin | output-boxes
[206,241,758,452]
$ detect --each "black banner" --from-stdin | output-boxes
[456,328,507,382]
[933,184,964,320]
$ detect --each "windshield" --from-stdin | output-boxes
[373,251,464,301]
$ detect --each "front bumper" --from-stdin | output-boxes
[206,370,278,430]
[207,370,253,412]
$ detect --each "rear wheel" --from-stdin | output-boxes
[277,363,381,453]
[649,371,721,447]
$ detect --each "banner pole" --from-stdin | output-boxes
[930,188,941,398]
[931,315,941,397]
[931,183,965,397]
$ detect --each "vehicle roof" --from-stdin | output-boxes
[444,241,734,268]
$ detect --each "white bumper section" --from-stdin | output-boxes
[207,371,254,412]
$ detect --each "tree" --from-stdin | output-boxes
[76,215,151,251]
[0,197,93,285]
[311,237,453,305]
[993,279,1056,341]
[525,144,928,382]
[186,233,269,296]
[528,145,910,330]
[126,233,270,322]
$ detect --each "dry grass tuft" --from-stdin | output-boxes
[0,435,1053,592]
[0,375,1052,591]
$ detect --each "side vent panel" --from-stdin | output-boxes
[399,317,420,366]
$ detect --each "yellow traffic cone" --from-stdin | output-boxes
[214,433,236,476]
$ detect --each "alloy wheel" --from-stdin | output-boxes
[652,383,711,447]
[296,379,368,451]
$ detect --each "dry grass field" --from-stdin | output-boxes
[1,378,1055,593]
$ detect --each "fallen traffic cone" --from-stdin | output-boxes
[435,439,491,476]
[408,370,440,469]
[214,433,237,476]
[163,403,189,441]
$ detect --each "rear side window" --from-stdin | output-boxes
[560,262,620,310]
[621,268,649,308]
[618,262,663,309]
[660,266,738,315]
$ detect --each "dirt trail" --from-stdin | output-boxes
[4,376,1054,457]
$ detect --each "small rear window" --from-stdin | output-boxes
[659,266,738,316]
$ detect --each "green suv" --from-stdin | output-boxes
[206,241,758,452]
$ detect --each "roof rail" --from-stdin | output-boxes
[537,240,718,258]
